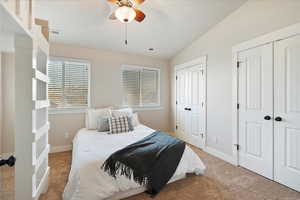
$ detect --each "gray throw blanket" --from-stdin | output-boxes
[101,131,186,196]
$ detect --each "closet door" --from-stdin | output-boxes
[176,69,190,142]
[274,35,300,192]
[238,43,274,179]
[188,65,206,148]
[176,64,206,148]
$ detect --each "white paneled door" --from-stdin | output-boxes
[237,35,300,191]
[189,66,206,148]
[238,43,274,179]
[274,35,300,192]
[176,69,190,142]
[176,63,206,149]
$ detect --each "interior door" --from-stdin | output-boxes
[176,64,206,149]
[238,43,274,179]
[188,65,206,148]
[274,35,300,192]
[176,69,190,142]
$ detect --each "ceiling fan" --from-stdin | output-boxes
[107,0,146,23]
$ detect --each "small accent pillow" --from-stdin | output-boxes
[127,115,134,131]
[97,116,110,132]
[109,116,130,134]
[131,112,140,127]
[86,108,111,130]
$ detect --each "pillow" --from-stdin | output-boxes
[97,116,110,132]
[109,116,130,134]
[86,108,111,130]
[131,112,140,127]
[127,115,134,131]
[112,108,133,118]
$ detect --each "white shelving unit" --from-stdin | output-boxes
[31,26,50,200]
[0,2,50,199]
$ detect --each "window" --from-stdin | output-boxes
[122,66,160,107]
[48,58,89,110]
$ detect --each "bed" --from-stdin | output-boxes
[63,124,206,200]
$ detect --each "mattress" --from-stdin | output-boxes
[63,125,206,200]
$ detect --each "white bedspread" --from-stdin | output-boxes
[63,125,206,200]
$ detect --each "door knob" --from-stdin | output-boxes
[264,116,272,120]
[275,117,283,122]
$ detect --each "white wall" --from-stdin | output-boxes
[0,53,2,154]
[49,43,171,150]
[1,52,15,154]
[171,0,300,157]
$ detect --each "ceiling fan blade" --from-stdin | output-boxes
[109,12,117,20]
[134,9,146,22]
[107,0,118,3]
[132,0,145,5]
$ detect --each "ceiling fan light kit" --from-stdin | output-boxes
[108,0,146,23]
[107,0,146,45]
[115,6,136,23]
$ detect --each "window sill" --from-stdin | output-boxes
[49,106,163,114]
[49,107,87,115]
[130,106,164,111]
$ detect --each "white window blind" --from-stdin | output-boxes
[48,58,89,109]
[122,66,159,107]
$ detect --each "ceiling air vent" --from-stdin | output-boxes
[49,29,61,35]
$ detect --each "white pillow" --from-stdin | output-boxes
[86,108,111,129]
[112,108,133,118]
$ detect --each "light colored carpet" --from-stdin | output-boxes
[2,146,300,200]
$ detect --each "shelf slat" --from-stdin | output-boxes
[33,122,50,142]
[33,144,49,171]
[33,100,49,109]
[32,69,49,83]
[32,166,50,199]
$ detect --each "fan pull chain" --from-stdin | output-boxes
[125,23,128,45]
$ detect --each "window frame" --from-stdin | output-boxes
[121,65,161,110]
[48,56,91,114]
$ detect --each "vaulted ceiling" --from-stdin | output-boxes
[35,0,247,59]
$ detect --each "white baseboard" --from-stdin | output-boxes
[1,145,72,157]
[174,132,237,166]
[50,145,72,153]
[204,146,237,166]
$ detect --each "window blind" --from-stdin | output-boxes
[122,67,159,106]
[122,70,140,106]
[141,69,158,105]
[48,59,89,108]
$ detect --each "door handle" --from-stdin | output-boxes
[264,116,272,120]
[184,108,191,111]
[275,117,283,122]
[0,156,16,167]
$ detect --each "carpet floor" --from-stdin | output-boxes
[2,146,300,200]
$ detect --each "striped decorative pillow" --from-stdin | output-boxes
[108,116,130,134]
